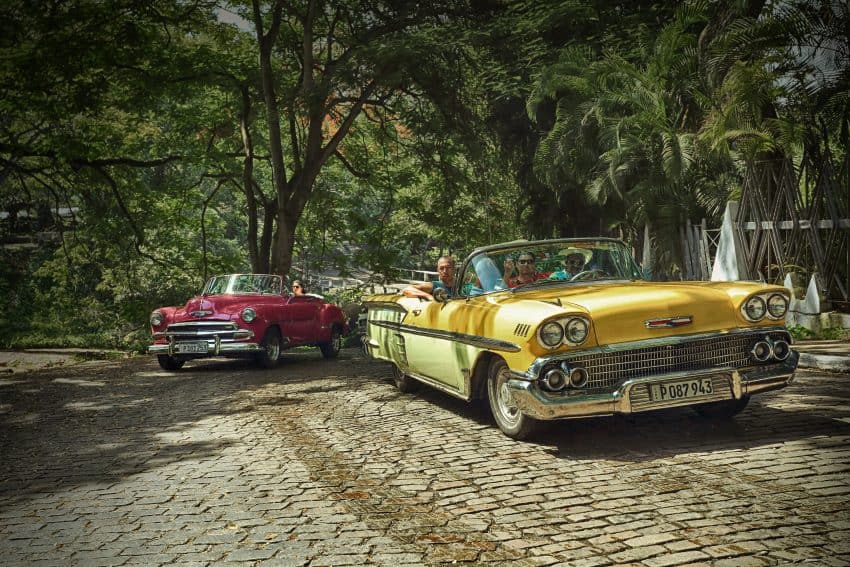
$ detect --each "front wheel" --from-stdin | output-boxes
[256,328,281,369]
[319,326,342,359]
[487,358,540,439]
[693,395,750,419]
[157,355,185,371]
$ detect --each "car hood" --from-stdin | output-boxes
[172,294,257,321]
[495,280,772,345]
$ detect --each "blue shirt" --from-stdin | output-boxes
[431,280,453,298]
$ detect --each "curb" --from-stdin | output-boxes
[797,352,850,373]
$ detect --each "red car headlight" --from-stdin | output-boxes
[150,310,165,326]
[241,307,256,323]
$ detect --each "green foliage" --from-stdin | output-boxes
[787,324,815,340]
[1,0,846,349]
[820,327,850,341]
[788,325,849,341]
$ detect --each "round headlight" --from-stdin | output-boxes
[539,321,564,347]
[241,307,256,323]
[743,296,767,321]
[150,311,164,327]
[565,318,589,345]
[767,293,788,318]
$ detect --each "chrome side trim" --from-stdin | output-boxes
[396,366,473,402]
[363,301,409,313]
[368,319,521,353]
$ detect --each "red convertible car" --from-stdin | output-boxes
[148,274,348,371]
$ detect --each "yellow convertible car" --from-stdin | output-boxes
[362,238,798,439]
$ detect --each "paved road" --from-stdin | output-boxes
[1,350,849,566]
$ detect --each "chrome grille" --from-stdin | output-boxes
[164,321,241,341]
[551,331,788,391]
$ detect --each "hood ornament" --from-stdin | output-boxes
[645,315,692,329]
[190,310,212,317]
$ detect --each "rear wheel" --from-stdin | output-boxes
[157,355,184,371]
[256,328,281,369]
[319,326,342,359]
[392,364,419,393]
[487,357,540,440]
[693,395,750,419]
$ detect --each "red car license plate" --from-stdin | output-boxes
[174,342,209,354]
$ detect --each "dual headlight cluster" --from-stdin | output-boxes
[742,293,789,322]
[538,316,590,348]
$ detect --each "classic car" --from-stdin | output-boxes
[148,274,348,371]
[362,238,799,439]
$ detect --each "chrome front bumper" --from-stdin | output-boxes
[148,338,262,357]
[508,351,799,421]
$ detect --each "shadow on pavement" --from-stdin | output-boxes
[402,367,850,462]
[0,349,360,509]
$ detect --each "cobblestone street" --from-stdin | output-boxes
[1,349,849,566]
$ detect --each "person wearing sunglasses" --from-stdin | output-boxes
[291,279,305,296]
[503,252,550,288]
[563,252,587,277]
[548,247,593,280]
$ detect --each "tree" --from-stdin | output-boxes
[243,0,474,275]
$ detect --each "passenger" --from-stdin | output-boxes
[503,252,550,287]
[402,256,456,300]
[291,279,305,296]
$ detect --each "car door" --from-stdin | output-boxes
[284,295,322,343]
[401,298,487,393]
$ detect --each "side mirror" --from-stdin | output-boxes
[432,287,449,303]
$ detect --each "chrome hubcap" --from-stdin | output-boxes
[267,340,279,359]
[495,369,519,423]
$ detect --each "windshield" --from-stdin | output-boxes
[458,239,643,297]
[202,274,283,295]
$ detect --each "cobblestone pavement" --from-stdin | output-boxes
[1,349,849,566]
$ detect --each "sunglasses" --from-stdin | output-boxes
[567,259,584,266]
[517,259,534,264]
[293,285,301,289]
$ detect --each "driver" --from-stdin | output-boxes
[548,247,593,280]
[563,252,587,277]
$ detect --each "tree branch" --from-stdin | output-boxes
[334,149,369,179]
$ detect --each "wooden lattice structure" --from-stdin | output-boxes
[735,151,850,312]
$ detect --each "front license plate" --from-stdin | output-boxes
[174,341,209,354]
[650,378,713,402]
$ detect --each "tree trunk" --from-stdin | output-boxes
[239,85,261,272]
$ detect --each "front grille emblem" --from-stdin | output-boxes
[645,315,693,329]
[190,310,212,317]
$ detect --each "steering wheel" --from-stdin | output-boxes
[570,268,609,281]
